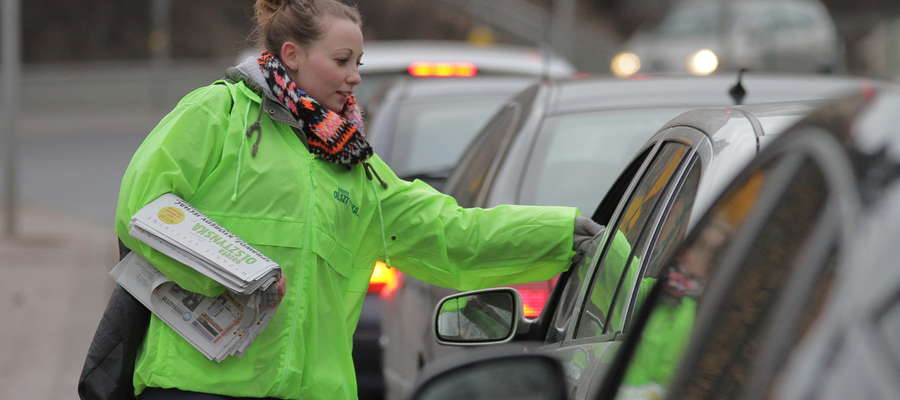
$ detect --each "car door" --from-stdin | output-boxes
[543,127,709,399]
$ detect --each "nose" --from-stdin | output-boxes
[347,68,362,86]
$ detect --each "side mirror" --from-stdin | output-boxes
[434,288,520,345]
[410,351,569,400]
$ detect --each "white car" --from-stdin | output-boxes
[611,0,842,77]
[356,40,575,105]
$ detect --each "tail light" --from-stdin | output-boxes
[511,276,557,319]
[408,62,478,78]
[368,261,400,297]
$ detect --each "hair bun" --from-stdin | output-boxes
[256,0,289,14]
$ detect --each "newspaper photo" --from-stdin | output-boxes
[110,252,279,362]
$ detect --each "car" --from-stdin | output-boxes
[430,98,815,399]
[356,40,575,105]
[610,0,842,78]
[365,76,537,189]
[380,73,873,400]
[591,85,900,400]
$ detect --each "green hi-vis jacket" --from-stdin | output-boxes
[115,76,578,400]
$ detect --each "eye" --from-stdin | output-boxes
[335,58,350,66]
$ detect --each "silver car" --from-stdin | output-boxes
[611,0,842,78]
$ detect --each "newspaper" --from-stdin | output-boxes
[128,193,281,294]
[110,252,280,362]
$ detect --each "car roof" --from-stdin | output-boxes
[360,40,576,78]
[545,73,875,115]
[662,101,816,140]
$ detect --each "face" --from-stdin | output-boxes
[281,15,364,113]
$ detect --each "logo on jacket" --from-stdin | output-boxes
[333,188,360,216]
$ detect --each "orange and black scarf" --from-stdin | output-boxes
[258,51,373,166]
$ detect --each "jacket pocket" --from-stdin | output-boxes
[207,214,357,281]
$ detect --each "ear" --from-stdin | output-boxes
[279,41,307,71]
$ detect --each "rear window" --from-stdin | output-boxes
[391,97,511,177]
[520,108,688,215]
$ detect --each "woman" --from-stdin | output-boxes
[117,1,598,399]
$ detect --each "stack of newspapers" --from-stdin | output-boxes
[110,193,282,362]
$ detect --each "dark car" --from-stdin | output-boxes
[591,86,900,400]
[380,73,872,400]
[430,99,816,399]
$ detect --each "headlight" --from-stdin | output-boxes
[687,49,718,76]
[611,52,641,78]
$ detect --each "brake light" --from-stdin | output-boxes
[512,280,554,319]
[407,62,478,78]
[368,261,400,297]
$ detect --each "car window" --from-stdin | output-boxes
[612,155,832,399]
[607,160,777,399]
[446,85,538,207]
[521,108,688,215]
[655,4,720,37]
[673,156,830,399]
[644,159,702,286]
[391,97,509,177]
[574,142,689,339]
[545,147,656,344]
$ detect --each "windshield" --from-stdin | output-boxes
[391,97,511,177]
[655,4,721,37]
[521,108,689,215]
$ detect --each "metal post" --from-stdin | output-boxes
[2,0,21,237]
[150,0,171,110]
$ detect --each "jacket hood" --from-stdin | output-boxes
[228,55,273,101]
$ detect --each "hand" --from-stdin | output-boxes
[572,216,604,266]
[276,273,287,302]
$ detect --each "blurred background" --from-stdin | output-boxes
[2,0,900,399]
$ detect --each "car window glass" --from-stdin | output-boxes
[609,161,778,399]
[392,98,508,177]
[545,148,655,343]
[673,157,829,399]
[521,108,688,215]
[575,142,688,339]
[656,5,720,37]
[602,151,698,336]
[614,156,832,400]
[646,159,702,280]
[446,85,537,207]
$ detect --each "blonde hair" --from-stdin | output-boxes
[254,0,361,55]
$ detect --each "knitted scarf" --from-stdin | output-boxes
[258,51,373,166]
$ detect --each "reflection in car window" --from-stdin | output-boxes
[575,143,688,339]
[646,160,702,276]
[545,149,654,344]
[615,156,832,399]
[392,98,507,177]
[676,158,829,400]
[612,163,775,399]
[522,108,688,215]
